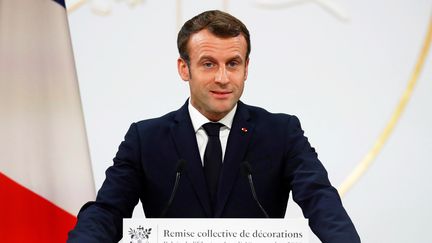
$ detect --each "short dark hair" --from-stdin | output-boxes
[177,10,251,63]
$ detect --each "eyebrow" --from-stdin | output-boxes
[198,54,244,63]
[229,55,244,63]
[198,55,217,63]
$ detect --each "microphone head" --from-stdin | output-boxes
[176,159,187,173]
[241,161,252,176]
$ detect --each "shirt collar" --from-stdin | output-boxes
[188,99,237,132]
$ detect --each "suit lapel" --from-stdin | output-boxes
[215,102,254,217]
[170,101,212,217]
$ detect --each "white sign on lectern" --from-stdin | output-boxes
[123,218,308,243]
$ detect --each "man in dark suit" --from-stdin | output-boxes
[68,10,360,243]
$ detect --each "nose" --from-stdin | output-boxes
[215,66,229,84]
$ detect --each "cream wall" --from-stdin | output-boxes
[67,0,432,242]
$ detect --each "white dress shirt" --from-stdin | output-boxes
[188,100,237,165]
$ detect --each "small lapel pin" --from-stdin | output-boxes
[241,127,248,133]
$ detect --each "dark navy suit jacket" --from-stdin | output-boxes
[68,101,360,243]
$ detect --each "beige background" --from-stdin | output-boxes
[66,0,432,242]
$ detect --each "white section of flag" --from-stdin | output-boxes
[0,0,95,215]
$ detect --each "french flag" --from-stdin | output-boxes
[0,0,95,242]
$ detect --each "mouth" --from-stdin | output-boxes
[210,90,232,99]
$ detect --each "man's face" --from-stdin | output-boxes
[178,29,249,121]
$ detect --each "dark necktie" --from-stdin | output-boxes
[202,122,223,205]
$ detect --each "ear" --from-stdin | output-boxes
[177,58,190,81]
[244,58,249,81]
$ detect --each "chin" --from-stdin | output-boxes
[214,105,233,113]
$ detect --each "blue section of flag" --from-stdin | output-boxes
[52,0,65,8]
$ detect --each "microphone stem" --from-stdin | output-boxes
[160,172,181,217]
[247,174,269,218]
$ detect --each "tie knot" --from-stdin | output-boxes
[202,122,223,137]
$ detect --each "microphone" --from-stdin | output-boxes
[160,159,187,217]
[241,161,269,218]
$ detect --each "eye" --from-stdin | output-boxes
[227,60,239,68]
[203,62,214,68]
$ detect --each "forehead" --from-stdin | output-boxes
[187,29,247,60]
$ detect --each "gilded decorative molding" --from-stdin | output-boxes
[253,0,350,22]
[338,16,432,197]
[67,0,144,15]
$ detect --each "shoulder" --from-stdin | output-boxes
[239,101,301,127]
[135,110,177,127]
[129,109,178,136]
[129,100,185,128]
